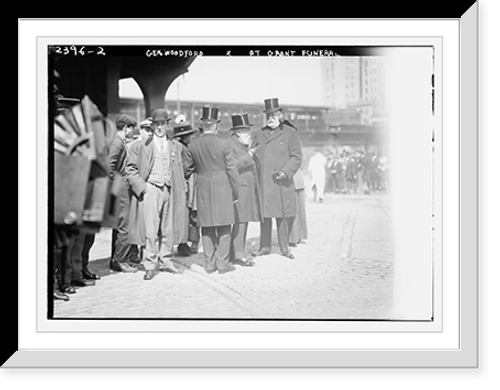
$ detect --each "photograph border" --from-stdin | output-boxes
[9,10,478,368]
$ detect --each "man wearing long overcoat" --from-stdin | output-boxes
[254,98,302,259]
[126,108,191,280]
[186,106,240,275]
[227,113,261,267]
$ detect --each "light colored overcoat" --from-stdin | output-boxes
[125,136,190,246]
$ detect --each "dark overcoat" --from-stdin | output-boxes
[254,122,302,218]
[228,133,261,224]
[187,133,239,227]
[125,136,191,246]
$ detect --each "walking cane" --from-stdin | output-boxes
[273,169,294,259]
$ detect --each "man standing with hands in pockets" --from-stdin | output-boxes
[126,108,189,281]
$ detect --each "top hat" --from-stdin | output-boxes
[263,97,282,114]
[115,114,137,128]
[230,113,253,130]
[173,121,196,138]
[149,108,171,123]
[200,106,221,124]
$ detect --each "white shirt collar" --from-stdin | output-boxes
[153,134,167,148]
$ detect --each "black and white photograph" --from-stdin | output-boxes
[48,43,438,322]
[11,9,489,385]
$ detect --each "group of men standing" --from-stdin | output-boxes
[101,97,304,282]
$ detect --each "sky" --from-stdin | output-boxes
[119,56,324,107]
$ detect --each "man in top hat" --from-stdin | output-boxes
[253,98,302,259]
[227,113,261,267]
[172,117,200,256]
[126,108,191,280]
[109,114,139,273]
[186,106,239,274]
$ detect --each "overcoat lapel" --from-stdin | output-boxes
[263,126,284,144]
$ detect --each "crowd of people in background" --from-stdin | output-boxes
[320,148,390,196]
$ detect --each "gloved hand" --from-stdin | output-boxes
[272,170,288,182]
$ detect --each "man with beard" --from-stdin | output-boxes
[253,98,302,259]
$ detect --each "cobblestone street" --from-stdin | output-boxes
[54,193,394,320]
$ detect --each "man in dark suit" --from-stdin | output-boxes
[172,118,200,256]
[109,114,138,273]
[227,113,261,267]
[254,98,302,259]
[186,106,240,274]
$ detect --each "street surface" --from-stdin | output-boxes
[54,193,394,320]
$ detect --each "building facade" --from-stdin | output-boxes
[321,56,387,125]
[119,98,388,151]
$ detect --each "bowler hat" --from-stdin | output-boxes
[173,121,196,138]
[149,108,171,123]
[263,97,282,114]
[200,106,221,124]
[115,114,137,128]
[230,113,253,130]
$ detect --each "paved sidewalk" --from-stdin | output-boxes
[54,193,394,320]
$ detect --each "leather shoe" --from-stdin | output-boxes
[54,290,70,301]
[205,268,217,274]
[282,251,295,259]
[61,286,77,294]
[82,270,100,280]
[110,259,138,273]
[233,258,255,267]
[218,265,236,275]
[253,249,271,257]
[162,266,183,274]
[177,243,192,257]
[72,279,95,287]
[143,269,156,281]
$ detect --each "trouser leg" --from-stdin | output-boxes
[143,183,161,272]
[296,189,308,240]
[82,233,95,273]
[60,245,72,290]
[231,222,248,260]
[259,218,272,252]
[276,216,294,254]
[69,232,84,281]
[54,247,62,292]
[317,177,325,199]
[158,186,174,269]
[113,182,132,264]
[289,193,300,244]
[216,225,232,270]
[202,226,216,272]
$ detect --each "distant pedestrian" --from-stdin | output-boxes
[186,106,240,274]
[254,97,302,259]
[345,153,358,194]
[308,148,327,202]
[227,113,261,267]
[126,108,189,281]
